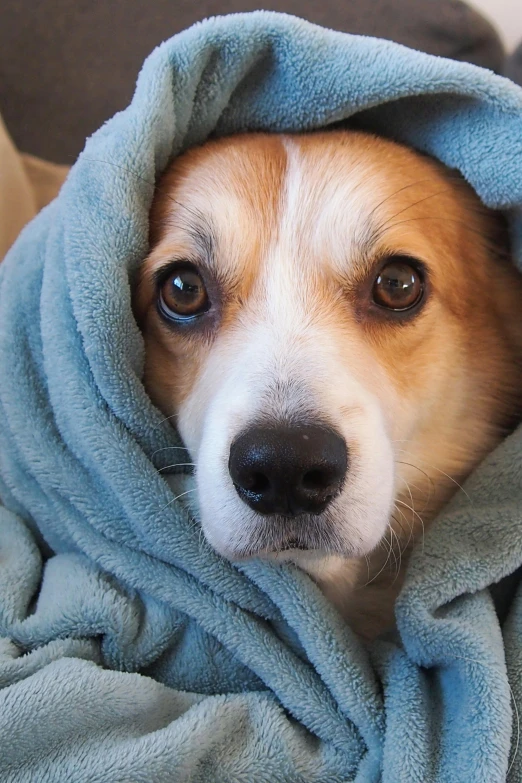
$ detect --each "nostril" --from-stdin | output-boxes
[247,472,270,494]
[302,469,330,491]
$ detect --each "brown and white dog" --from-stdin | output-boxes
[134,130,522,638]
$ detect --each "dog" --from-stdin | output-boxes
[134,130,522,638]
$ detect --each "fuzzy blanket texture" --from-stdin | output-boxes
[1,11,522,783]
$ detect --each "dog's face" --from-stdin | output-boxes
[135,131,521,572]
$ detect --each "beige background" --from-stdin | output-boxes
[469,0,522,50]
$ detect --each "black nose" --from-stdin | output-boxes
[228,424,347,516]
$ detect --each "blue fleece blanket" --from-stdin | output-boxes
[1,11,522,782]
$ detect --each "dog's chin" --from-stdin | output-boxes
[200,501,390,566]
[261,547,343,569]
[232,542,334,562]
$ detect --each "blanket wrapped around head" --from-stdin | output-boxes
[1,11,522,782]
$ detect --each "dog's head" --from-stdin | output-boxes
[134,131,522,569]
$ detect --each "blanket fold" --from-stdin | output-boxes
[1,11,522,782]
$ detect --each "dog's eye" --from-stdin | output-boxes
[372,258,424,311]
[158,263,210,320]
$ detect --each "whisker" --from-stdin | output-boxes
[400,478,429,495]
[390,511,406,537]
[158,462,196,472]
[397,473,432,508]
[402,477,415,522]
[392,502,415,552]
[385,524,399,577]
[156,412,180,427]
[150,445,190,459]
[366,179,435,221]
[366,175,467,225]
[395,461,435,512]
[363,553,371,584]
[377,188,455,233]
[389,526,402,584]
[396,449,473,506]
[365,531,395,586]
[396,460,433,484]
[392,508,414,555]
[159,488,197,513]
[397,470,429,551]
[395,498,425,552]
[377,215,496,254]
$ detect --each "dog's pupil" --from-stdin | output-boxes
[373,260,422,311]
[162,267,208,316]
[173,271,201,299]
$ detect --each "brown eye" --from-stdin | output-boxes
[372,258,424,311]
[158,263,210,320]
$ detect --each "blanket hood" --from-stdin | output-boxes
[1,11,522,783]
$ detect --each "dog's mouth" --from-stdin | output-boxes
[281,537,309,551]
[229,510,350,560]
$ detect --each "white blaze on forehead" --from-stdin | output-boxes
[239,137,387,413]
[277,136,383,275]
